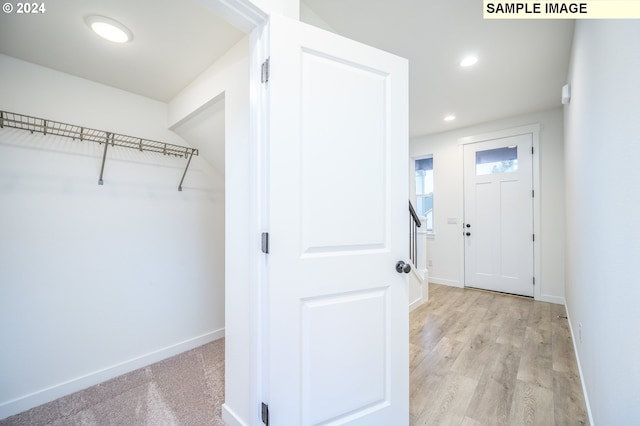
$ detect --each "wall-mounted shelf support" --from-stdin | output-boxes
[98,133,111,185]
[0,110,199,190]
[178,150,194,192]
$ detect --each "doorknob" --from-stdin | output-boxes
[466,224,471,228]
[395,260,411,274]
[465,232,471,236]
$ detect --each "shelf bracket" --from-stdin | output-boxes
[98,132,110,185]
[178,150,194,192]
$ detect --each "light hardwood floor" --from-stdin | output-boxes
[410,284,588,426]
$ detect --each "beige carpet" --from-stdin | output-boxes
[1,338,225,426]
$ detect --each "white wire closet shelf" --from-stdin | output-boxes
[0,110,199,191]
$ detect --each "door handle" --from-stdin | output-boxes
[395,260,411,274]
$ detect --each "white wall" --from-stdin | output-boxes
[411,107,565,302]
[300,2,336,32]
[0,54,226,419]
[564,20,640,424]
[169,36,252,426]
[249,0,298,18]
[172,95,226,177]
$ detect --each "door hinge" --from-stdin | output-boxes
[531,146,534,155]
[261,232,269,254]
[532,234,535,242]
[533,276,536,285]
[261,58,270,83]
[261,402,269,425]
[532,189,535,197]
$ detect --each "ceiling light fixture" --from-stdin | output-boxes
[459,56,478,67]
[444,115,456,122]
[86,15,133,43]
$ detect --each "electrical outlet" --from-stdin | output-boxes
[428,259,433,267]
[578,322,582,343]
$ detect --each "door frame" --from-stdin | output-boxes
[458,124,542,300]
[191,1,267,424]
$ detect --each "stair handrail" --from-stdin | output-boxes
[409,200,421,267]
[409,200,422,228]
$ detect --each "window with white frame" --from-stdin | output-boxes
[415,156,433,232]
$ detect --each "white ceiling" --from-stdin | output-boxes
[0,0,575,138]
[303,0,575,137]
[0,0,245,102]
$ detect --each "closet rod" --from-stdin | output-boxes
[0,110,199,190]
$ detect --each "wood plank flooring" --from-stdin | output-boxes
[410,284,588,426]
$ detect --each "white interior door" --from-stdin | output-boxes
[264,15,409,425]
[463,134,534,297]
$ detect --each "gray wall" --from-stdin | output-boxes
[564,20,640,424]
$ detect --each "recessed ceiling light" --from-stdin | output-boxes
[86,15,133,43]
[460,56,478,67]
[444,115,456,122]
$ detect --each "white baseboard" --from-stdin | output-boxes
[0,328,225,420]
[537,294,565,305]
[409,298,423,312]
[429,277,462,288]
[564,306,594,426]
[222,403,247,426]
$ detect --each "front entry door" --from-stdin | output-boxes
[265,15,409,425]
[463,134,534,297]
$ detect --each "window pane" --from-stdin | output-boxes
[476,146,518,175]
[415,156,434,232]
[416,195,433,231]
[415,157,433,171]
[415,157,433,194]
[415,170,433,194]
[415,171,425,194]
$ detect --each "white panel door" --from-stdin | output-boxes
[265,15,409,426]
[463,134,533,297]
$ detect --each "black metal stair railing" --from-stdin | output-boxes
[409,200,421,267]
